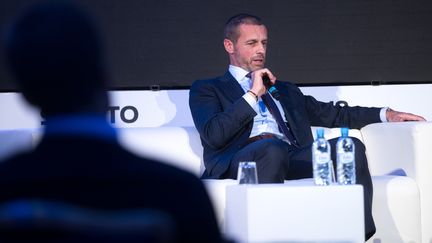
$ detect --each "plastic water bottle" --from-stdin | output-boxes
[312,128,332,186]
[336,127,356,185]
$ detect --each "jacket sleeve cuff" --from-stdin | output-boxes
[380,107,389,122]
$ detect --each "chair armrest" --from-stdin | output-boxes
[361,121,432,242]
[361,122,432,177]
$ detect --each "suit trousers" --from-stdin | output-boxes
[224,137,376,240]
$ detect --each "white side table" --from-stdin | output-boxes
[225,181,364,243]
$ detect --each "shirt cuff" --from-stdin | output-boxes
[380,107,389,122]
[243,93,260,114]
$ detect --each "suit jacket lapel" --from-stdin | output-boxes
[219,71,245,102]
[219,71,254,137]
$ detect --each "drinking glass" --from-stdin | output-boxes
[237,161,258,184]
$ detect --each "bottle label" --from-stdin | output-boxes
[316,153,331,164]
[339,153,354,164]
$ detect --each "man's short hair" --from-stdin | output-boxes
[223,13,264,42]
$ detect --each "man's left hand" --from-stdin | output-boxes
[386,108,427,122]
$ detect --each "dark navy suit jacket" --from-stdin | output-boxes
[189,71,382,179]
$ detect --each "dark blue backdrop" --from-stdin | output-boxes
[1,0,431,91]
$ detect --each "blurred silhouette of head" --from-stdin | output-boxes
[5,1,108,117]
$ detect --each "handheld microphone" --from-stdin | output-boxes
[262,73,280,100]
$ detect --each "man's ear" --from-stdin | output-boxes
[223,39,234,54]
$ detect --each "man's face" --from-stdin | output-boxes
[224,24,268,72]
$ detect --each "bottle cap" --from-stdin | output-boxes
[316,128,324,138]
[341,127,349,137]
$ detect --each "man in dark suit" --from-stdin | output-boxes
[189,13,425,240]
[0,2,222,243]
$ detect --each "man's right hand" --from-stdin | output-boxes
[249,68,277,97]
